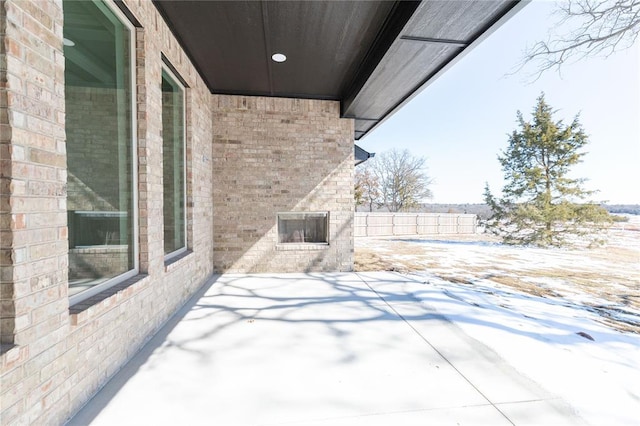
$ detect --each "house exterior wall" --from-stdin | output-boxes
[212,95,354,273]
[0,1,214,424]
[0,1,356,424]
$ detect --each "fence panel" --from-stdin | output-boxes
[417,214,439,234]
[393,214,418,235]
[355,213,477,237]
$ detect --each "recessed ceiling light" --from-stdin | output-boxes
[271,53,287,63]
[63,37,75,47]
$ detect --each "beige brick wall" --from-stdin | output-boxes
[212,95,354,273]
[1,1,356,424]
[0,0,68,350]
[0,1,214,424]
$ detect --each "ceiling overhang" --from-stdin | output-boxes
[153,1,527,140]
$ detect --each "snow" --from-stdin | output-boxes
[399,272,640,425]
[356,215,640,424]
[70,219,640,425]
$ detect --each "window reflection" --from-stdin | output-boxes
[64,0,135,297]
[162,69,186,256]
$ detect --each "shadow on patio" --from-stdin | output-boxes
[68,272,581,426]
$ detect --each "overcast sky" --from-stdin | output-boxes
[359,1,640,205]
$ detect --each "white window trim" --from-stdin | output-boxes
[162,63,188,262]
[69,0,138,306]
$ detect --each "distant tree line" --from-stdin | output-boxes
[356,203,638,219]
[605,205,640,215]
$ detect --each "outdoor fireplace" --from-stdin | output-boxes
[277,212,329,244]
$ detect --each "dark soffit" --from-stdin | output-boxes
[153,0,527,140]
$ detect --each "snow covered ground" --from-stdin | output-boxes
[356,215,640,424]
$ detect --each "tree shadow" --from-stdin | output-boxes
[389,238,502,248]
[67,271,636,425]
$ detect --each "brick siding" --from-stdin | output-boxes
[0,1,355,424]
[212,95,354,273]
[0,1,213,424]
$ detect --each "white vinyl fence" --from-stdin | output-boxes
[355,213,478,237]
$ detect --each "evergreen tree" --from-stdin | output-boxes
[484,94,612,247]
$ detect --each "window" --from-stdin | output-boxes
[64,0,137,303]
[278,212,329,244]
[161,67,186,258]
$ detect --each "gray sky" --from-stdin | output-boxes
[360,1,640,205]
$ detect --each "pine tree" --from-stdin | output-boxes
[484,93,612,247]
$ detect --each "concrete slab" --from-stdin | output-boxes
[67,272,582,425]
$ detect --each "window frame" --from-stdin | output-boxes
[67,0,139,306]
[161,64,188,261]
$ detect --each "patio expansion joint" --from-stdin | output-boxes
[354,271,516,426]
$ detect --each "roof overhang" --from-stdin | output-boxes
[153,1,528,140]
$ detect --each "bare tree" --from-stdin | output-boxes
[354,163,381,212]
[522,0,640,78]
[370,149,432,212]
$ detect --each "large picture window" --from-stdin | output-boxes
[64,0,137,302]
[162,68,186,258]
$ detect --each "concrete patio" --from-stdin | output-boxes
[67,272,581,425]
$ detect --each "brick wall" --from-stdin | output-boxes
[1,2,70,423]
[0,1,214,424]
[1,0,356,423]
[212,95,354,273]
[1,0,14,347]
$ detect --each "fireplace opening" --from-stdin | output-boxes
[277,212,329,244]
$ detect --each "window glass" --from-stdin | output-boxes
[64,0,136,299]
[278,213,328,243]
[162,69,186,256]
